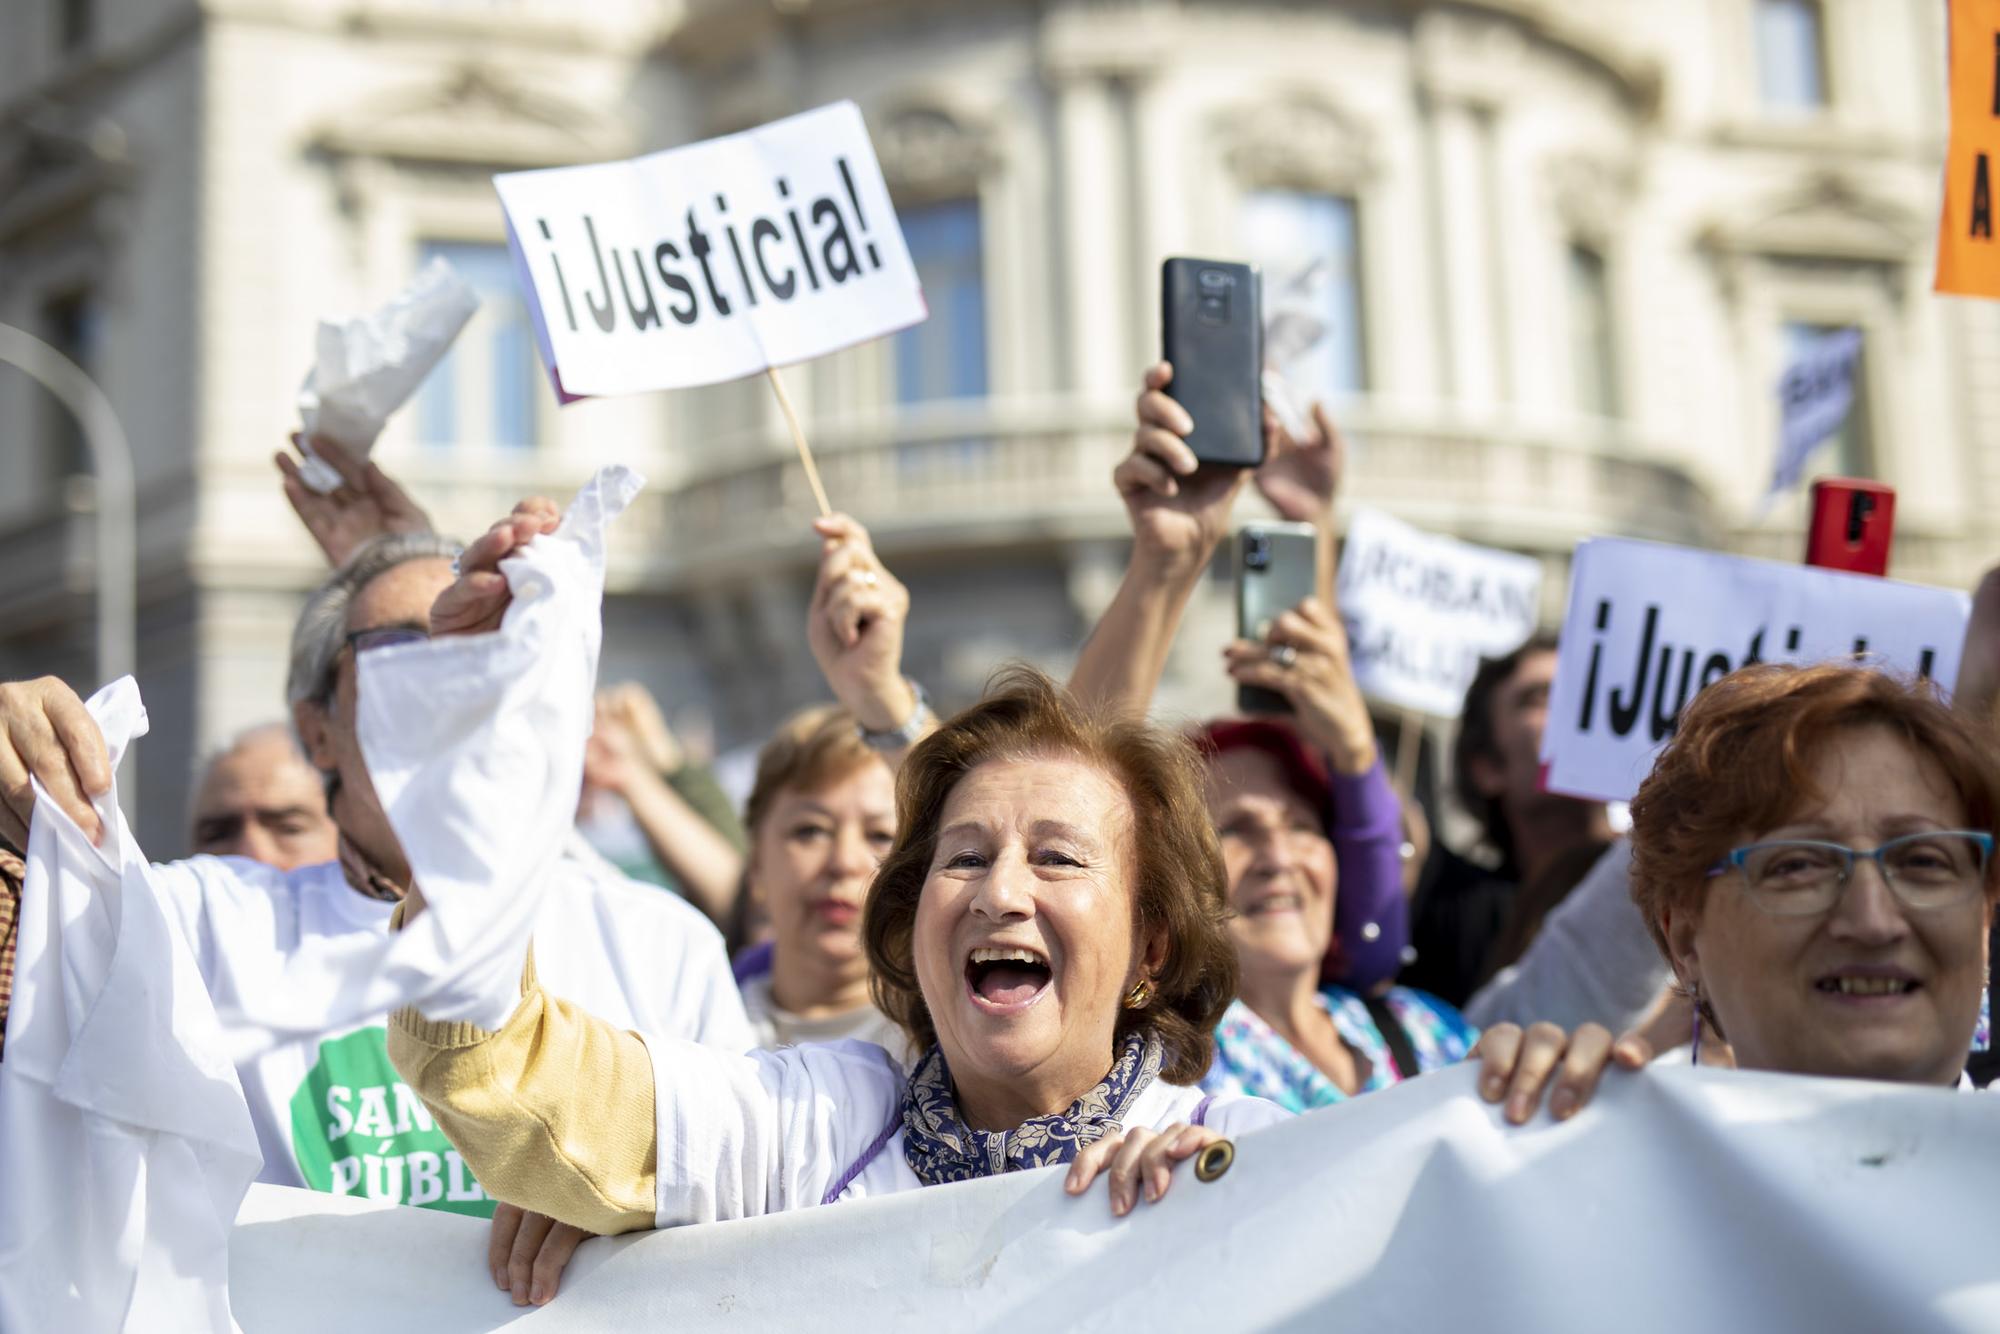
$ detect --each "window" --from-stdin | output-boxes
[1567,244,1619,417]
[1782,322,1872,477]
[1241,190,1366,396]
[892,200,987,404]
[414,241,540,450]
[41,288,99,478]
[1755,0,1828,112]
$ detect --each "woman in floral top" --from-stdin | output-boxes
[1197,690,1476,1109]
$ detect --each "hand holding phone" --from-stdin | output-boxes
[1234,521,1319,714]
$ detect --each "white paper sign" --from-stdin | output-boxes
[494,101,926,398]
[1337,508,1542,717]
[1543,538,1969,803]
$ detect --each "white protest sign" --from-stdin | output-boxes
[1767,327,1864,505]
[1337,508,1542,717]
[1543,538,1969,803]
[495,101,926,398]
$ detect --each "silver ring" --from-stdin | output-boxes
[858,570,879,587]
[1269,644,1298,669]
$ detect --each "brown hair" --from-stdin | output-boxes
[864,666,1238,1085]
[1629,662,2000,973]
[743,704,883,840]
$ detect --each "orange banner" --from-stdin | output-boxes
[1937,0,2000,296]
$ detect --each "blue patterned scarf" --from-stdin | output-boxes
[899,1030,1164,1185]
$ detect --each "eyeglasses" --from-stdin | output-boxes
[343,626,430,656]
[1707,830,1994,917]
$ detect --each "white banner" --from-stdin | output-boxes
[1337,508,1542,718]
[495,101,926,398]
[227,1066,2000,1332]
[1542,538,1969,803]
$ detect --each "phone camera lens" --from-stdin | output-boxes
[1245,534,1271,570]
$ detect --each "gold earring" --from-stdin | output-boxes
[1123,978,1153,1009]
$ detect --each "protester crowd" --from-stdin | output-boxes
[1,347,1995,1313]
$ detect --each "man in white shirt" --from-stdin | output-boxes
[0,517,751,1218]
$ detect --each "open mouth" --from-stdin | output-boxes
[965,946,1053,1011]
[1815,974,1920,999]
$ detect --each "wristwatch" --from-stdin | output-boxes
[858,679,931,752]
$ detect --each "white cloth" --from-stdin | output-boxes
[294,256,478,491]
[0,681,261,1334]
[1464,839,1671,1034]
[643,1036,1287,1225]
[227,1064,2000,1332]
[149,844,749,1209]
[0,468,640,1331]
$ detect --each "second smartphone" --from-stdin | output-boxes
[1236,521,1319,715]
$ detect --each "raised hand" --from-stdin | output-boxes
[276,434,433,568]
[595,682,683,776]
[1955,565,2000,724]
[807,513,918,736]
[0,676,111,847]
[428,497,562,638]
[1221,597,1377,774]
[1254,399,1344,525]
[1115,362,1250,575]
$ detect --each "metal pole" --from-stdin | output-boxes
[0,321,139,823]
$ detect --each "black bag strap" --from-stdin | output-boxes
[1361,993,1421,1082]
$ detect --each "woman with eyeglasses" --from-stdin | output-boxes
[1478,661,1998,1094]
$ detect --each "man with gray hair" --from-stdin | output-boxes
[188,722,338,870]
[0,465,751,1273]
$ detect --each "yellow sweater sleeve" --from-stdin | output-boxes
[387,952,659,1234]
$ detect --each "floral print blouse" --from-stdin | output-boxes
[1201,986,1478,1113]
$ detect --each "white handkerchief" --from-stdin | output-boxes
[295,257,479,491]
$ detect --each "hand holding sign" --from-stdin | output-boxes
[808,514,917,737]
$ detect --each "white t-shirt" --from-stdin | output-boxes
[150,847,751,1217]
[737,971,911,1058]
[642,1036,1290,1226]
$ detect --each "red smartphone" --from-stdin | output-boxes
[1804,478,1895,577]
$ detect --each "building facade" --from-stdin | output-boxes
[0,0,1987,852]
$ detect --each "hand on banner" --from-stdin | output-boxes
[428,498,563,638]
[1471,1019,1635,1124]
[1117,362,1250,575]
[276,433,433,568]
[808,513,920,736]
[1254,399,1344,525]
[1222,598,1378,775]
[0,676,110,848]
[489,1201,590,1307]
[1064,1121,1230,1216]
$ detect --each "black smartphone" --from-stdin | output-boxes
[1162,257,1264,468]
[1236,521,1319,715]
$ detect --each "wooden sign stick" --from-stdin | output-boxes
[766,366,832,519]
[1394,707,1425,796]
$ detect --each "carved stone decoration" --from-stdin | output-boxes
[1548,153,1636,251]
[306,63,630,169]
[872,105,996,201]
[0,108,136,251]
[1696,170,1926,265]
[1212,95,1378,193]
